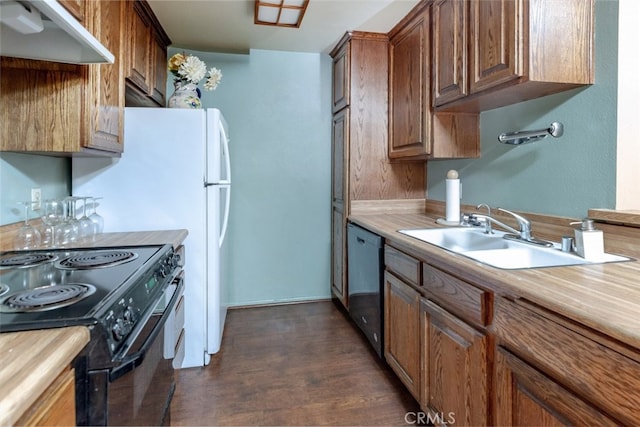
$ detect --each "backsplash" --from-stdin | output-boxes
[427,0,618,218]
[0,153,70,225]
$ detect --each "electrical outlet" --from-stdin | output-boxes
[31,188,42,211]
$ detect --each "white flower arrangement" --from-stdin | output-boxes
[168,53,222,91]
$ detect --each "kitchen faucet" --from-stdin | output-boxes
[463,206,553,247]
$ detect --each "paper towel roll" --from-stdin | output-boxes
[445,178,460,222]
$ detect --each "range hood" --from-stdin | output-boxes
[0,0,114,64]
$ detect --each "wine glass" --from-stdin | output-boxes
[88,197,104,234]
[76,196,95,239]
[13,201,42,249]
[59,197,81,245]
[41,199,64,248]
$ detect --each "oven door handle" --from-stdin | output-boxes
[108,273,184,382]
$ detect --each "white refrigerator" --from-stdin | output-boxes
[72,107,231,368]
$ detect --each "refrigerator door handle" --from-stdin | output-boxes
[220,184,231,248]
[220,120,231,183]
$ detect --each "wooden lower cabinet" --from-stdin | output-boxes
[380,240,640,426]
[384,271,421,399]
[492,296,640,425]
[16,367,76,426]
[420,298,489,425]
[495,347,617,426]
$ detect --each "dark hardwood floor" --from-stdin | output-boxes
[170,300,420,426]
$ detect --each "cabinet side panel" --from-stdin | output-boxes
[0,59,83,152]
[350,38,426,200]
[528,0,594,83]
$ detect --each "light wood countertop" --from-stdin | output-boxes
[349,211,640,351]
[0,326,90,426]
[76,229,188,249]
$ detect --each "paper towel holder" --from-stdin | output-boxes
[498,121,564,145]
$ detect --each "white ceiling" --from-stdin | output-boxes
[147,0,420,54]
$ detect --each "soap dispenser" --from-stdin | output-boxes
[571,218,604,261]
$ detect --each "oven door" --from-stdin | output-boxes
[83,274,184,426]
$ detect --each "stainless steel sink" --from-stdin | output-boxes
[399,227,631,269]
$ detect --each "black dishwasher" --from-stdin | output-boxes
[347,223,384,358]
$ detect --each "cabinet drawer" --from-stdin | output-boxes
[421,263,491,327]
[493,297,640,425]
[17,367,76,426]
[385,245,420,286]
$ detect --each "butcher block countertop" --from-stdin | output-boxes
[0,326,90,426]
[80,229,188,249]
[0,229,188,425]
[349,208,640,351]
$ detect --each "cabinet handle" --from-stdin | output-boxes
[357,237,366,244]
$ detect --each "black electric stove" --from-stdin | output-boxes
[0,244,178,358]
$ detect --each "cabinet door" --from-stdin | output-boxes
[432,0,468,106]
[332,41,350,113]
[126,0,152,95]
[384,272,420,399]
[420,298,488,426]
[150,33,168,105]
[84,0,124,153]
[495,347,618,426]
[469,0,523,93]
[388,7,431,159]
[331,204,347,307]
[59,0,85,22]
[332,109,348,203]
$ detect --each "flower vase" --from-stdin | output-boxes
[167,81,202,109]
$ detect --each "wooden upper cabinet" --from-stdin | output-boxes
[389,6,430,159]
[436,0,594,112]
[124,0,171,107]
[332,42,349,113]
[0,0,124,155]
[84,0,124,153]
[432,0,468,106]
[126,1,153,95]
[59,0,85,22]
[469,0,522,94]
[389,2,479,160]
[150,33,169,105]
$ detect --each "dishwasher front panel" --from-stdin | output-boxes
[347,223,384,358]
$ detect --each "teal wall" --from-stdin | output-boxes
[427,0,618,218]
[168,47,333,306]
[0,153,69,225]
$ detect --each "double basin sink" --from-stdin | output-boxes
[399,227,630,269]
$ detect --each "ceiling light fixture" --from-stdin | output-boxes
[254,0,309,28]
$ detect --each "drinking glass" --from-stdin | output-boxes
[13,201,42,249]
[41,199,64,247]
[59,196,81,245]
[88,197,104,234]
[77,196,95,239]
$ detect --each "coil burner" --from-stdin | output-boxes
[0,253,58,269]
[1,283,97,313]
[0,284,9,297]
[56,250,139,270]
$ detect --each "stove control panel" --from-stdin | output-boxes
[104,247,179,355]
[108,298,140,344]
